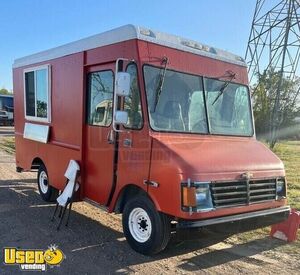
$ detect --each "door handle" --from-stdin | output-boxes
[123,138,132,147]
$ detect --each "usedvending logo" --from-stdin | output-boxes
[3,244,65,271]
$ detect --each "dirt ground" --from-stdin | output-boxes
[0,131,300,274]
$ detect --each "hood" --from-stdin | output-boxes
[151,133,284,180]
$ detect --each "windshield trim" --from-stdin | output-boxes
[122,62,145,131]
[142,64,255,138]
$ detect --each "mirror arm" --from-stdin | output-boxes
[112,58,134,133]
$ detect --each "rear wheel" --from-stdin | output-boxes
[37,164,58,202]
[122,195,171,255]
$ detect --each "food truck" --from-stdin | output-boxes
[13,25,290,255]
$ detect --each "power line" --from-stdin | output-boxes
[245,0,300,146]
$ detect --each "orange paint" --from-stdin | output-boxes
[13,27,288,224]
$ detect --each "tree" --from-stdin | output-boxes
[37,100,47,118]
[252,68,300,147]
[0,88,10,95]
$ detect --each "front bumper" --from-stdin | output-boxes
[177,205,290,231]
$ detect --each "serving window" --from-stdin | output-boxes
[24,65,51,122]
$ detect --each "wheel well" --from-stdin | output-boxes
[31,157,44,170]
[114,185,148,214]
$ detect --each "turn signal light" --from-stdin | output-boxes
[182,186,197,207]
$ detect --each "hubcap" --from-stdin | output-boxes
[128,207,152,243]
[39,171,48,194]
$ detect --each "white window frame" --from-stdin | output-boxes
[23,64,51,123]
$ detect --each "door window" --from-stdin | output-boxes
[87,70,114,127]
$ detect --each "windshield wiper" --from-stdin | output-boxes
[153,57,169,112]
[212,71,236,105]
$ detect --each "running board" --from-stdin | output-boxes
[83,198,109,212]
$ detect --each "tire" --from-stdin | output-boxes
[37,164,58,202]
[122,195,171,255]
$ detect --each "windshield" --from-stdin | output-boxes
[143,65,253,136]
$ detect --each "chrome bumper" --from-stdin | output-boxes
[177,205,291,229]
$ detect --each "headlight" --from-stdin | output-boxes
[182,181,214,212]
[195,183,214,211]
[276,182,284,193]
[276,178,286,199]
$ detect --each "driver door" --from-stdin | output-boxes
[84,63,116,205]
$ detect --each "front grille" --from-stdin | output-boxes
[211,178,278,209]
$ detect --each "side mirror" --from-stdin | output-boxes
[112,58,133,134]
[116,72,131,96]
[115,110,128,125]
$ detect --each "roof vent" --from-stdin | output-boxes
[181,40,211,53]
[139,27,156,38]
[235,56,245,62]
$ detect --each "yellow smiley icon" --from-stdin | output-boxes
[44,247,64,265]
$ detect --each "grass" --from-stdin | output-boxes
[273,141,300,210]
[0,136,15,154]
[230,140,300,253]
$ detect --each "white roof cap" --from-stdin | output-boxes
[13,24,246,68]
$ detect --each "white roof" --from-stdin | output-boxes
[13,25,246,68]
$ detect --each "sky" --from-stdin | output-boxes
[0,0,256,90]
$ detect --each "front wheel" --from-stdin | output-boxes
[37,164,58,202]
[122,195,171,255]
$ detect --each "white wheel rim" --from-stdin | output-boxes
[39,171,48,194]
[128,207,152,243]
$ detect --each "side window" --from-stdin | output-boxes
[24,66,50,121]
[124,64,143,129]
[232,86,252,133]
[87,70,114,127]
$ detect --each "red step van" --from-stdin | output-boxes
[13,25,290,254]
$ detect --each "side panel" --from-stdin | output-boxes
[13,53,84,190]
[114,125,152,206]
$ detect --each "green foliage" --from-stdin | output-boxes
[0,88,11,95]
[37,100,47,118]
[252,69,300,146]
